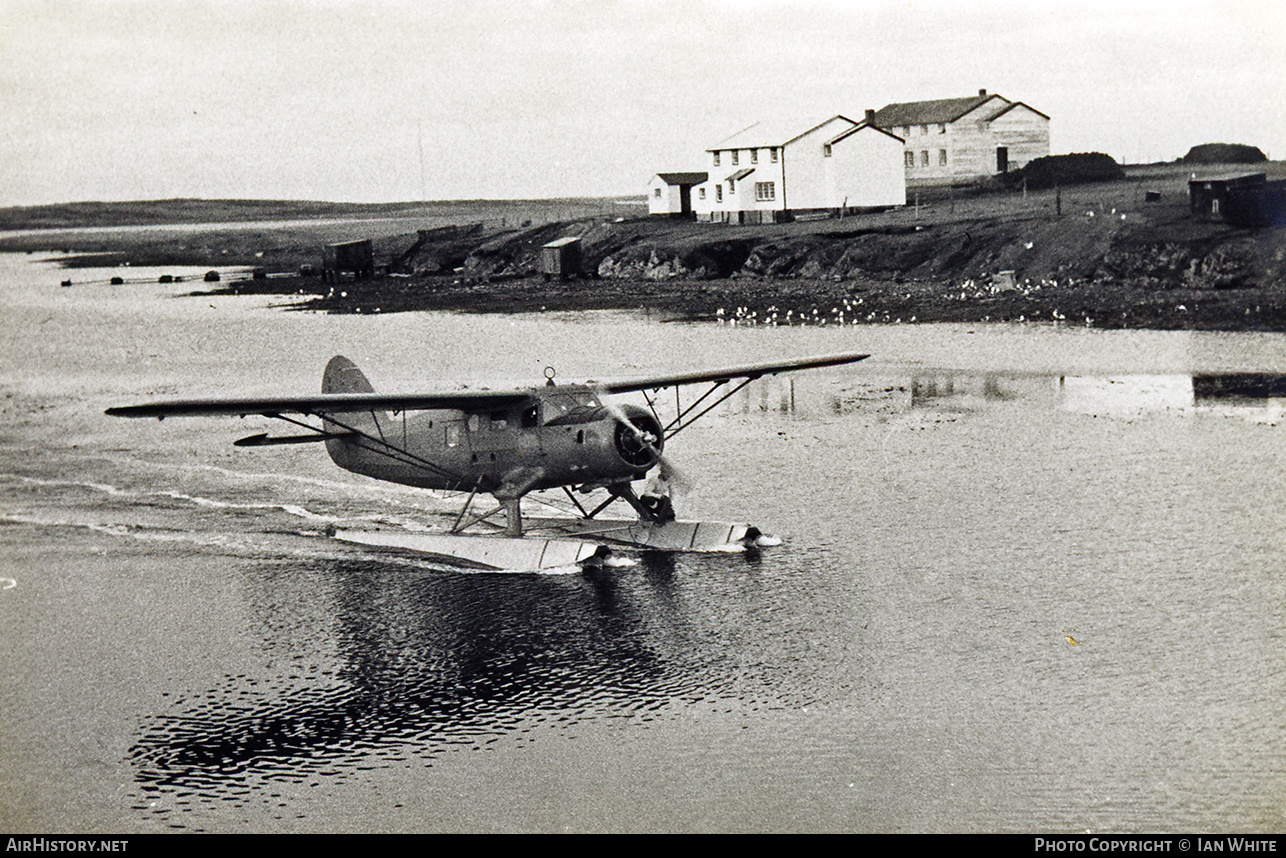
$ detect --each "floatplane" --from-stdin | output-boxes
[107,351,869,571]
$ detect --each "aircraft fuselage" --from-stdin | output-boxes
[323,384,663,499]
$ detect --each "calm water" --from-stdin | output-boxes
[1,254,1284,833]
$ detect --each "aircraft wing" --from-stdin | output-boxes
[597,351,869,395]
[105,389,532,419]
[105,352,870,419]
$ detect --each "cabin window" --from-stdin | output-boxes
[755,181,775,201]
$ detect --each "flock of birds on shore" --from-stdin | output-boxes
[713,278,1097,327]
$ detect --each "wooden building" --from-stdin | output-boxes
[647,172,709,218]
[322,239,375,282]
[1188,172,1267,219]
[869,89,1050,187]
[540,237,582,280]
[691,115,906,223]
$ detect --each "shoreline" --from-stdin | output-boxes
[6,168,1286,333]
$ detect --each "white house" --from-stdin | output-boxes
[869,89,1050,187]
[691,115,906,223]
[647,172,709,217]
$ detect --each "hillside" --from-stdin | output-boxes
[4,165,1285,331]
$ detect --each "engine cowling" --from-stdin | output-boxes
[611,405,663,471]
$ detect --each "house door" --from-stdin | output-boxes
[996,146,1009,173]
[679,185,692,215]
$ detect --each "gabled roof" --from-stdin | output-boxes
[829,121,905,145]
[654,171,709,186]
[708,115,859,151]
[986,101,1051,122]
[871,94,1011,127]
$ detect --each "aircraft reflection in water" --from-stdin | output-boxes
[127,550,783,805]
[108,352,870,570]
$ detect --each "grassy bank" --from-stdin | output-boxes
[3,166,1285,331]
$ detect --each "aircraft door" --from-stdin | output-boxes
[517,402,544,463]
[468,409,525,472]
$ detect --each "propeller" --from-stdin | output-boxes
[599,394,692,495]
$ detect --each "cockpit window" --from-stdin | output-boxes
[542,392,602,424]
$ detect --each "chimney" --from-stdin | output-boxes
[979,88,988,97]
[864,108,876,124]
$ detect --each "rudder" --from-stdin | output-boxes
[323,355,375,395]
[321,355,386,472]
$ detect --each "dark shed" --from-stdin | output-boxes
[1188,173,1266,219]
[323,239,375,282]
[540,237,582,280]
[1224,180,1286,228]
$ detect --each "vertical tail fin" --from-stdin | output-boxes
[322,356,386,471]
[323,355,375,395]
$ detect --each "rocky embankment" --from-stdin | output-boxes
[271,194,1286,330]
[8,177,1286,330]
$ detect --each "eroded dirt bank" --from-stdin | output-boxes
[7,169,1286,331]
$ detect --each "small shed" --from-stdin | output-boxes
[540,237,582,280]
[1224,180,1286,228]
[323,239,375,282]
[1188,173,1266,219]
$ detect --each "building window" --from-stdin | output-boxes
[939,149,948,166]
[732,150,739,166]
[713,151,720,167]
[903,126,911,137]
[755,182,775,201]
[770,148,779,163]
[751,148,758,164]
[654,187,662,197]
[920,124,928,135]
[905,151,915,168]
[699,187,706,199]
[823,143,832,157]
[921,150,930,167]
[716,184,722,203]
[938,123,946,134]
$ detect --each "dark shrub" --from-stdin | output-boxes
[1000,153,1125,190]
[1180,143,1267,164]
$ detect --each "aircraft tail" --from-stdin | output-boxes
[322,355,387,471]
[323,355,375,395]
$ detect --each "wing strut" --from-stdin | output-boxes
[652,375,759,440]
[270,411,472,488]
